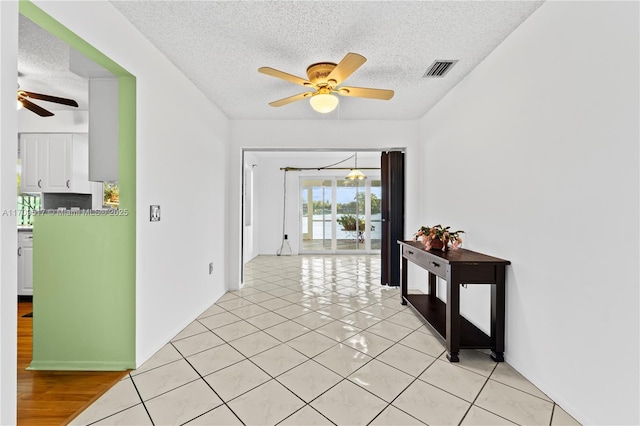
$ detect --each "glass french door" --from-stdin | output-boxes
[300,176,381,253]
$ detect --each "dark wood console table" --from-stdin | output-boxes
[398,240,510,362]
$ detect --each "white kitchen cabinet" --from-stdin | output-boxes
[18,231,33,296]
[20,133,91,194]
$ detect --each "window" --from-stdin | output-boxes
[300,176,381,253]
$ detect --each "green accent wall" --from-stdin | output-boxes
[21,1,137,370]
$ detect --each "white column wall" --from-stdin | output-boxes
[418,2,639,424]
[0,2,19,422]
[32,1,231,368]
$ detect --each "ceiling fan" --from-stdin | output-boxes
[259,52,394,113]
[17,86,78,117]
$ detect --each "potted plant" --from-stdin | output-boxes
[414,224,464,251]
[337,214,366,231]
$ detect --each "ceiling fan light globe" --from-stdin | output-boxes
[310,93,338,113]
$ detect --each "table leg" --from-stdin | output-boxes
[446,269,461,362]
[490,265,506,362]
[401,256,408,305]
[428,272,436,296]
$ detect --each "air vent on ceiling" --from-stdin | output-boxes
[423,60,458,78]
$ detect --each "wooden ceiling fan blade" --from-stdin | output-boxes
[326,52,366,86]
[259,67,314,87]
[20,99,54,117]
[23,91,78,107]
[268,92,314,107]
[336,86,394,100]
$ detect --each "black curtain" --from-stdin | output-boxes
[380,151,405,286]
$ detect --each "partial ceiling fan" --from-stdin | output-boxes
[259,52,394,113]
[17,85,78,117]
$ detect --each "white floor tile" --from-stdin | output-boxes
[171,320,210,342]
[551,405,581,425]
[369,405,427,426]
[312,343,373,377]
[132,359,199,401]
[278,405,334,425]
[204,359,270,402]
[475,380,554,425]
[376,343,436,377]
[244,311,289,329]
[227,379,305,426]
[172,331,225,357]
[74,255,570,426]
[420,359,487,402]
[250,344,308,377]
[292,311,335,329]
[310,380,387,425]
[338,311,382,329]
[228,330,281,357]
[461,405,517,425]
[186,343,245,376]
[315,320,361,342]
[491,362,552,401]
[393,379,470,426]
[286,330,337,357]
[264,320,311,342]
[365,320,414,342]
[343,331,395,357]
[184,404,243,425]
[145,379,222,425]
[398,331,446,358]
[277,360,342,402]
[198,311,242,330]
[92,404,152,425]
[438,349,498,377]
[130,343,183,377]
[211,320,260,342]
[348,359,414,403]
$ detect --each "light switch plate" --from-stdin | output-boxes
[150,205,161,222]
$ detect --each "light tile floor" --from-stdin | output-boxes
[70,255,581,426]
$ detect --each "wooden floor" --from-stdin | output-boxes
[17,301,129,425]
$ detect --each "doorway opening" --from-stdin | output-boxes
[240,149,404,287]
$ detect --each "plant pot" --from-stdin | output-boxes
[426,238,448,251]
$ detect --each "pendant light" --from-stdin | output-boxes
[346,152,366,180]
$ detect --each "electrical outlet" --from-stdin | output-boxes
[209,262,214,275]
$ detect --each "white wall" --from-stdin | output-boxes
[33,2,231,367]
[243,151,259,263]
[229,119,422,289]
[0,1,19,422]
[18,110,88,133]
[418,1,639,424]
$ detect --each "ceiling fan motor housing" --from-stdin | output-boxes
[306,62,337,87]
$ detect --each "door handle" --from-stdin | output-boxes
[37,179,42,188]
[431,262,440,268]
[66,179,70,188]
[407,250,414,255]
[18,247,22,257]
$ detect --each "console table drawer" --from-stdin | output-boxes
[402,245,448,279]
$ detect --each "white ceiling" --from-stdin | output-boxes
[17,1,544,120]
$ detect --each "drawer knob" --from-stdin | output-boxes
[431,262,440,268]
[407,250,414,255]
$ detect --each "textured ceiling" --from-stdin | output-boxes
[18,1,545,119]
